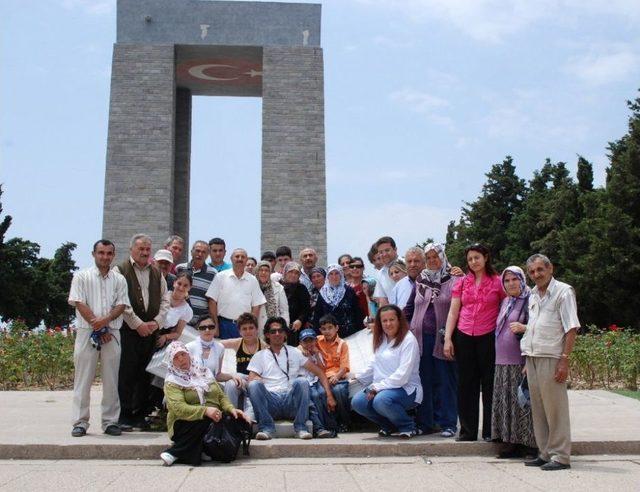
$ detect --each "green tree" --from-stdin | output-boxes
[41,242,78,327]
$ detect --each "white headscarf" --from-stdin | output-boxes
[416,242,451,298]
[164,341,214,404]
[320,264,347,308]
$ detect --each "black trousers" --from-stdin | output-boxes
[166,419,210,466]
[118,328,157,422]
[454,330,495,440]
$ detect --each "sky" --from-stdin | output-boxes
[2,0,639,270]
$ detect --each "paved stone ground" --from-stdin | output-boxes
[1,388,638,459]
[0,455,639,491]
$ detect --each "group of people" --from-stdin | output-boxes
[68,233,579,471]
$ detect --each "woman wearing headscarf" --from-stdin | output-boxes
[491,266,537,458]
[309,266,327,311]
[312,264,364,338]
[255,260,290,333]
[280,261,311,346]
[404,243,461,438]
[161,341,250,466]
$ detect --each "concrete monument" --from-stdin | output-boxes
[103,0,327,263]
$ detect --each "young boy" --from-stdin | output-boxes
[316,314,351,432]
[298,329,336,437]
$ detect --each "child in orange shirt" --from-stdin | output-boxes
[317,314,351,432]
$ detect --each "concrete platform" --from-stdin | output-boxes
[2,388,639,460]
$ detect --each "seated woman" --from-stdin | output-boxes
[161,341,250,466]
[220,312,269,419]
[312,264,364,338]
[186,318,244,394]
[255,260,290,332]
[492,266,537,458]
[351,304,422,438]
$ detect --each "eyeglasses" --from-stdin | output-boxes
[349,264,364,269]
[269,328,286,334]
[198,324,217,331]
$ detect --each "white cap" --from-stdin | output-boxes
[154,249,173,264]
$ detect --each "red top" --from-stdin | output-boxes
[452,273,506,336]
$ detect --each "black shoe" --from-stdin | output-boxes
[525,457,549,467]
[378,429,391,437]
[497,446,521,459]
[541,461,571,471]
[132,418,151,431]
[338,425,349,433]
[455,435,477,442]
[71,426,86,437]
[104,424,122,436]
[482,436,494,442]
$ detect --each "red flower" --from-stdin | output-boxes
[608,324,620,332]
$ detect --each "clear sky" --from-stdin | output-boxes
[2,0,639,270]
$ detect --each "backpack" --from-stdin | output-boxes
[202,413,252,463]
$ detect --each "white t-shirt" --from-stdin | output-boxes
[186,339,225,377]
[373,265,396,300]
[165,301,193,329]
[389,276,414,309]
[247,345,308,393]
[205,269,266,319]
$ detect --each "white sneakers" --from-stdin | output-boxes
[255,431,273,440]
[160,452,177,466]
[296,430,313,440]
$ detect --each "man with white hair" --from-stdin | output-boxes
[521,254,579,471]
[206,248,266,339]
[389,246,426,309]
[163,235,185,273]
[115,234,169,430]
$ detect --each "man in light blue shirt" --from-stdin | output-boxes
[208,237,232,272]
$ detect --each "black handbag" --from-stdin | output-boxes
[202,413,252,463]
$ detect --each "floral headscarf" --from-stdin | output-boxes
[164,341,213,404]
[256,260,278,318]
[496,266,531,332]
[416,242,451,299]
[320,264,347,308]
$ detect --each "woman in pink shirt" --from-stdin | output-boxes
[443,244,505,442]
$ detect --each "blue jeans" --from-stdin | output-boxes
[331,380,351,427]
[308,382,337,432]
[218,317,239,339]
[351,387,417,433]
[247,377,310,434]
[434,356,458,430]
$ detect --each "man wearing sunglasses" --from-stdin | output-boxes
[246,317,336,440]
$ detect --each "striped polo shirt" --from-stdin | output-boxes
[176,261,217,323]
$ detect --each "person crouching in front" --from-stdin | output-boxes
[161,341,250,466]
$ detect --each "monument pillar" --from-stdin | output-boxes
[261,47,327,263]
[173,87,192,259]
[103,44,176,258]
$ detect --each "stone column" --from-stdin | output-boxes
[102,44,176,261]
[173,87,191,261]
[261,46,327,265]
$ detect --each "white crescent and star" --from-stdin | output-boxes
[188,64,239,81]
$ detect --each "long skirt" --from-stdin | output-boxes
[491,365,536,448]
[165,419,210,466]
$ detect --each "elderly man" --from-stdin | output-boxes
[521,254,580,471]
[372,236,399,306]
[389,247,425,309]
[298,247,319,293]
[176,240,217,325]
[153,249,176,291]
[68,239,129,437]
[208,237,232,272]
[206,248,266,339]
[163,235,185,273]
[116,234,169,430]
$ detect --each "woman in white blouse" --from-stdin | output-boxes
[156,272,193,349]
[186,318,243,389]
[352,304,423,438]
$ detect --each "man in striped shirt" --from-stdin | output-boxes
[68,239,129,437]
[176,240,217,326]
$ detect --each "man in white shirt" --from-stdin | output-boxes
[373,236,399,306]
[389,247,425,308]
[206,248,266,339]
[521,254,580,471]
[68,239,129,437]
[247,317,336,440]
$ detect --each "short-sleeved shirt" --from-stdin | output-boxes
[175,261,216,322]
[68,266,130,330]
[317,335,350,378]
[205,269,266,320]
[521,278,580,359]
[389,276,414,309]
[209,261,232,273]
[165,301,193,329]
[373,265,396,300]
[247,345,308,393]
[451,273,505,336]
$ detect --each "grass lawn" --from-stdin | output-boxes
[610,389,640,401]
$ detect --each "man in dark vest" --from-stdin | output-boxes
[116,233,169,430]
